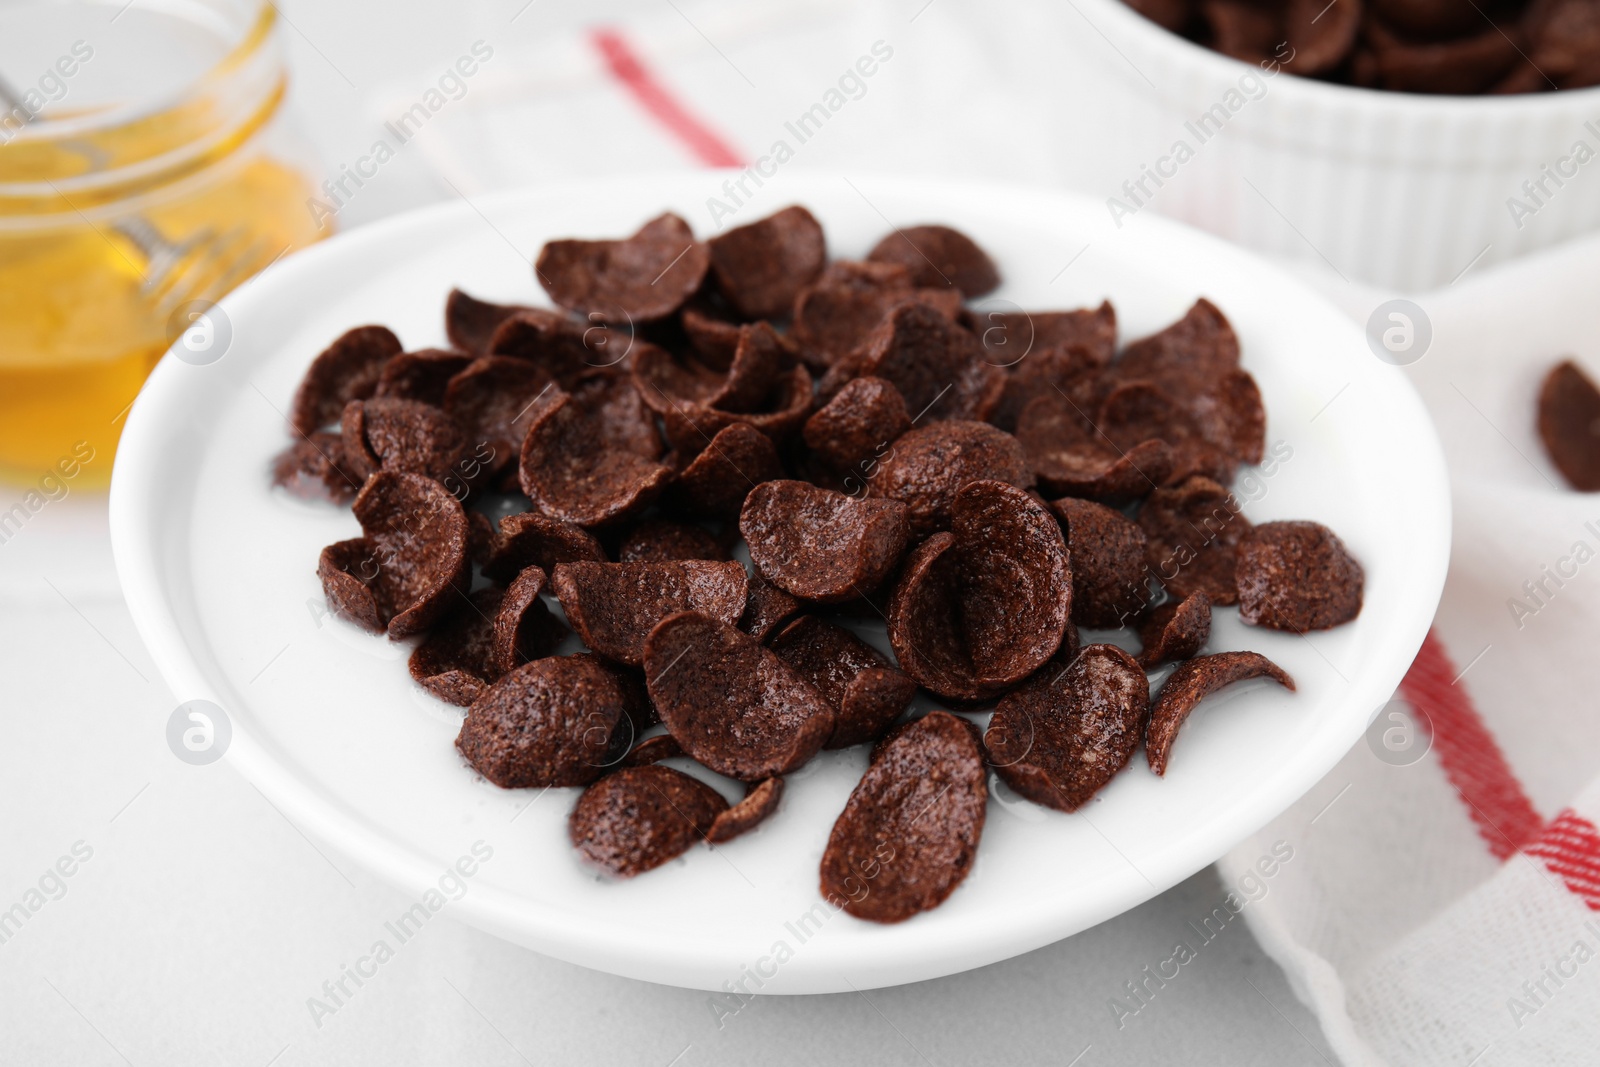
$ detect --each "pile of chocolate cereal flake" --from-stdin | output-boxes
[273,206,1364,923]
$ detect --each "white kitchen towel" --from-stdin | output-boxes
[378,7,1600,1063]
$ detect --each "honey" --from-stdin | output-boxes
[0,1,328,487]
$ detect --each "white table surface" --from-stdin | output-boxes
[0,1,1341,1062]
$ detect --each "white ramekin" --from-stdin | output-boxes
[1059,0,1600,291]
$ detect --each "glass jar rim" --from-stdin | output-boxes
[0,0,285,216]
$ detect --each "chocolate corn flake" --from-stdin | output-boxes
[681,305,743,371]
[1145,652,1294,776]
[803,376,913,476]
[1050,496,1152,629]
[291,325,402,435]
[1236,520,1364,632]
[966,301,1117,369]
[770,616,917,749]
[409,587,505,706]
[375,348,474,407]
[635,322,784,417]
[552,560,748,666]
[706,777,786,844]
[1137,592,1212,668]
[457,654,637,788]
[445,288,537,356]
[737,569,804,643]
[887,481,1071,701]
[1538,359,1600,490]
[741,480,912,603]
[985,643,1149,811]
[665,421,785,519]
[618,519,729,563]
[537,212,710,324]
[1017,394,1172,505]
[790,268,961,369]
[318,471,471,638]
[489,565,568,676]
[487,308,634,380]
[569,765,728,877]
[660,363,814,454]
[866,224,1000,298]
[340,397,472,488]
[482,512,607,584]
[442,356,556,479]
[644,611,836,780]
[819,710,987,922]
[989,342,1104,434]
[857,302,1004,423]
[271,431,362,504]
[868,419,1033,539]
[707,205,827,320]
[1137,475,1252,605]
[618,733,684,768]
[519,391,672,530]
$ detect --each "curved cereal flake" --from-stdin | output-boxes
[666,422,785,519]
[619,733,684,767]
[1050,497,1151,629]
[445,288,539,356]
[967,301,1117,369]
[790,265,961,369]
[866,224,1000,297]
[887,481,1071,701]
[707,205,827,320]
[375,348,473,406]
[1236,521,1364,632]
[567,372,666,460]
[340,397,472,487]
[1099,379,1235,482]
[985,644,1149,811]
[1136,592,1212,667]
[1281,0,1362,74]
[661,364,814,454]
[552,560,748,666]
[569,765,729,877]
[770,616,916,748]
[518,392,672,529]
[868,420,1032,539]
[489,566,568,676]
[1137,476,1251,605]
[443,356,556,478]
[989,342,1103,433]
[409,587,506,706]
[457,654,638,788]
[740,481,911,603]
[802,377,912,475]
[635,322,783,417]
[272,431,362,504]
[1146,652,1295,776]
[618,519,729,563]
[487,309,635,379]
[819,711,987,922]
[482,512,607,583]
[1114,299,1240,387]
[536,213,710,324]
[859,302,1004,423]
[1538,360,1600,490]
[1017,394,1171,505]
[1202,0,1280,63]
[291,325,402,434]
[318,471,471,638]
[738,570,803,643]
[644,611,835,780]
[681,305,742,370]
[706,777,785,844]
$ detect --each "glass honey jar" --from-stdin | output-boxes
[0,0,329,488]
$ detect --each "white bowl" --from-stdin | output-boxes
[1061,0,1600,291]
[109,171,1449,992]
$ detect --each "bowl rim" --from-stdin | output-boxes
[1072,0,1600,116]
